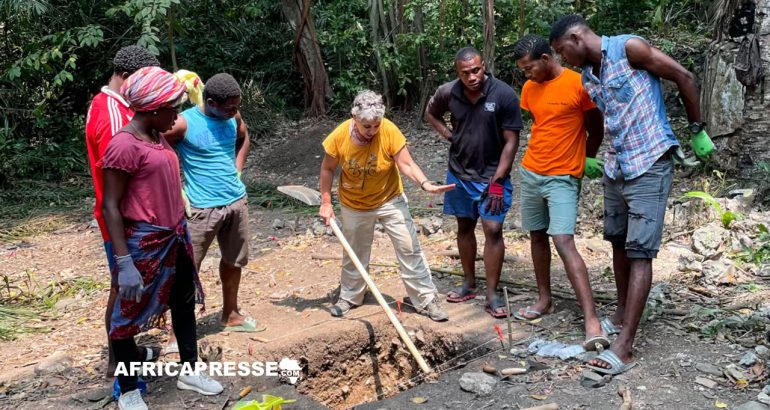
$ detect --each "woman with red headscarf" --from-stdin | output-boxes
[101,66,223,410]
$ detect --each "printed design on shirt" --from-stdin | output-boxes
[342,153,378,190]
[484,102,496,112]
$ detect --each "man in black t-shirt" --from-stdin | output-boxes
[425,47,523,319]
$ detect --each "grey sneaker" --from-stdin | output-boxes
[118,389,148,410]
[417,298,449,322]
[177,373,223,396]
[330,299,353,317]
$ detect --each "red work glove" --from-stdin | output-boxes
[482,177,505,215]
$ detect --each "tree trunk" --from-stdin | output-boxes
[369,0,392,106]
[518,0,526,38]
[704,0,770,200]
[482,0,495,74]
[167,6,177,72]
[413,3,432,126]
[438,0,446,49]
[281,0,331,117]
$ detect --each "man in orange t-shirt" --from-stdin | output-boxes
[512,34,608,349]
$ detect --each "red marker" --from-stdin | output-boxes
[494,325,505,349]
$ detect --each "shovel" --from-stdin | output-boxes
[277,185,433,374]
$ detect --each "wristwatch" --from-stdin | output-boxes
[688,122,706,134]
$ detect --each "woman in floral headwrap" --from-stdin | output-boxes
[101,66,223,410]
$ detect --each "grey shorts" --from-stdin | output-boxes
[188,196,249,268]
[519,167,581,235]
[603,155,673,259]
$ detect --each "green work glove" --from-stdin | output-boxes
[584,157,604,179]
[691,130,715,160]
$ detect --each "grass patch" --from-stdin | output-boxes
[0,273,105,340]
[0,177,92,243]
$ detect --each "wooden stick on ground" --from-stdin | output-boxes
[618,385,632,410]
[521,404,559,410]
[369,263,618,304]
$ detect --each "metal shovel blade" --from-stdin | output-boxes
[277,185,321,206]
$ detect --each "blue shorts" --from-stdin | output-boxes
[443,170,513,223]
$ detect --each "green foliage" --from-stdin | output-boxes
[737,224,770,265]
[108,0,180,56]
[0,0,714,183]
[682,191,743,228]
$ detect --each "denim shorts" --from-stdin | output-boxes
[443,170,513,223]
[603,154,673,258]
[104,240,118,287]
[519,167,580,235]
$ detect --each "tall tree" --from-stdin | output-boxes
[482,0,495,74]
[281,0,331,117]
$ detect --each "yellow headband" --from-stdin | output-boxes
[174,69,204,109]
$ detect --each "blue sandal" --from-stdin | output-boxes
[586,350,637,375]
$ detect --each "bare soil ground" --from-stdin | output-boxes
[0,118,767,410]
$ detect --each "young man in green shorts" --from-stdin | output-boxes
[511,34,607,350]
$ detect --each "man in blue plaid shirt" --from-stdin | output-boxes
[550,15,715,376]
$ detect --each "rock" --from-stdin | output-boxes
[758,263,770,278]
[677,352,693,367]
[763,385,770,395]
[759,392,770,406]
[692,225,728,258]
[374,222,385,233]
[509,347,528,357]
[731,232,754,253]
[728,189,756,211]
[741,352,761,367]
[458,372,497,396]
[312,221,327,236]
[696,362,724,377]
[734,401,769,410]
[580,370,609,388]
[695,376,718,389]
[89,219,99,229]
[34,351,72,376]
[85,388,112,402]
[756,346,770,359]
[272,219,285,229]
[678,249,704,272]
[702,259,738,285]
[725,363,747,381]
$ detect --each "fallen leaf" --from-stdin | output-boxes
[497,355,508,360]
[735,379,749,389]
[530,318,542,324]
[738,308,753,315]
[714,399,727,408]
[411,396,428,404]
[530,394,548,401]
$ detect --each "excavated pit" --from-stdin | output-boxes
[279,324,486,409]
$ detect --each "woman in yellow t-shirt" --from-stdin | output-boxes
[319,90,455,320]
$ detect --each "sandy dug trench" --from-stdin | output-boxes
[270,323,483,409]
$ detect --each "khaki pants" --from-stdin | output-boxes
[339,195,438,309]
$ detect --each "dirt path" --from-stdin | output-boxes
[1,118,768,409]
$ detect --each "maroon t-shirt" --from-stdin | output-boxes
[100,131,185,227]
